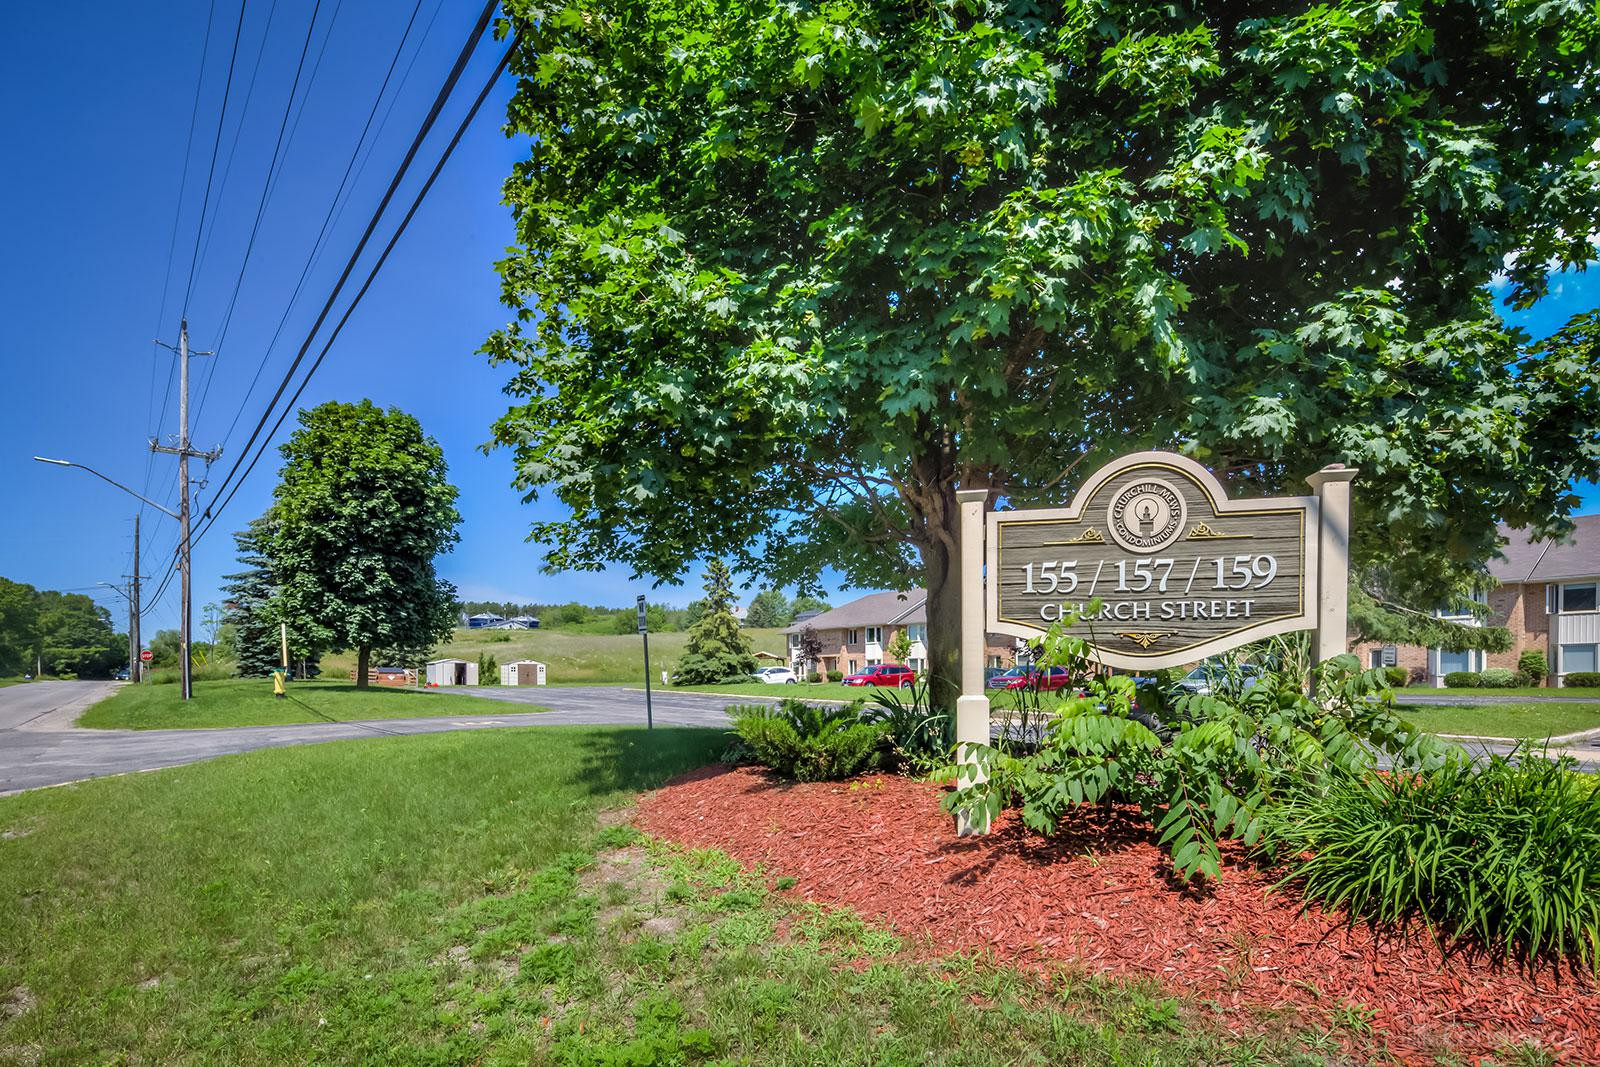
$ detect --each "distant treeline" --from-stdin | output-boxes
[0,577,127,678]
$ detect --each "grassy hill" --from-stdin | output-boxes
[321,626,790,685]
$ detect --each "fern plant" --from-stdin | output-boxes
[942,618,1449,882]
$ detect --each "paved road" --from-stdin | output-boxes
[3,681,1598,797]
[0,682,745,795]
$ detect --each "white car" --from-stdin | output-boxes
[752,666,799,685]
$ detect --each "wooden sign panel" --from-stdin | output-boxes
[985,452,1320,670]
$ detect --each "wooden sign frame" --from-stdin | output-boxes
[982,452,1320,670]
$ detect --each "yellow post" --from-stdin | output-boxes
[272,669,286,699]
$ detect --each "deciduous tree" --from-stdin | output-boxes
[270,401,462,689]
[744,589,793,629]
[485,0,1600,707]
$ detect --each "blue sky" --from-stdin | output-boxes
[0,1,1596,639]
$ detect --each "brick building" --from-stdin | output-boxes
[1351,515,1600,687]
[780,589,1019,679]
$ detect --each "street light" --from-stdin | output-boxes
[32,458,178,519]
[34,456,176,694]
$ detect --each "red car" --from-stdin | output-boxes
[841,664,916,688]
[995,666,1075,692]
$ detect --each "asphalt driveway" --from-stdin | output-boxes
[0,681,742,795]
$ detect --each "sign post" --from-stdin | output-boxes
[957,451,1355,832]
[955,488,992,836]
[637,595,654,731]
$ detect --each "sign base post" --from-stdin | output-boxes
[955,488,992,835]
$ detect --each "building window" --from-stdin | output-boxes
[788,633,801,648]
[867,657,881,667]
[865,626,883,645]
[1437,649,1477,676]
[1562,643,1598,675]
[906,623,927,644]
[909,657,924,672]
[846,629,861,645]
[848,659,859,674]
[1562,584,1597,613]
[987,654,1003,669]
[1369,649,1384,669]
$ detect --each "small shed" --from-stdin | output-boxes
[499,660,547,687]
[426,658,479,686]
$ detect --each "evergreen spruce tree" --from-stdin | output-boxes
[221,518,283,677]
[222,515,321,678]
[673,560,756,684]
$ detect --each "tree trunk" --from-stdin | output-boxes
[356,644,370,690]
[921,532,962,718]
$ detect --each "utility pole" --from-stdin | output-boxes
[127,512,143,683]
[637,595,654,731]
[153,319,220,701]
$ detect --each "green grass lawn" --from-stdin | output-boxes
[0,727,1340,1064]
[1401,685,1600,698]
[319,626,791,685]
[77,677,549,730]
[1397,701,1600,739]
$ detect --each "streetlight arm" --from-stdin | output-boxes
[33,457,180,519]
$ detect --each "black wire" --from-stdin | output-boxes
[190,0,500,533]
[191,37,515,550]
[181,0,251,318]
[190,0,325,431]
[139,0,218,527]
[203,0,414,451]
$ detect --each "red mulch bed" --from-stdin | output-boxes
[635,765,1600,1065]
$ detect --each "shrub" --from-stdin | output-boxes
[945,621,1445,881]
[478,652,499,685]
[1477,667,1517,688]
[1407,666,1428,685]
[1443,671,1481,688]
[1520,649,1549,686]
[805,671,820,683]
[1383,666,1408,687]
[146,663,237,685]
[730,699,887,782]
[1565,672,1600,688]
[1271,748,1600,969]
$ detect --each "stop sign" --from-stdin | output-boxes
[140,650,153,663]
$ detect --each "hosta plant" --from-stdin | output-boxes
[942,618,1449,882]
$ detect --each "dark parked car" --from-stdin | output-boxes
[841,664,916,688]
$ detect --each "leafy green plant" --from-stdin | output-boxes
[1383,666,1408,687]
[1270,747,1600,970]
[943,616,1446,882]
[1565,672,1600,688]
[864,679,951,773]
[1519,649,1549,686]
[1443,671,1482,688]
[730,699,887,782]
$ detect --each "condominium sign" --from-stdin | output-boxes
[984,452,1321,670]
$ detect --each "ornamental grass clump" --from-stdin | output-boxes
[730,699,888,782]
[1270,749,1600,971]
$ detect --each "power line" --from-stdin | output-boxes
[209,0,436,454]
[188,0,502,536]
[181,0,250,318]
[190,33,515,553]
[138,0,219,531]
[190,0,327,431]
